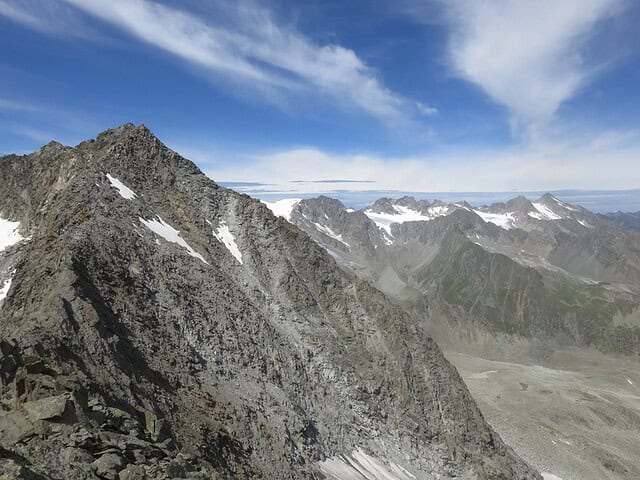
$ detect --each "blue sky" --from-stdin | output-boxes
[1,0,639,196]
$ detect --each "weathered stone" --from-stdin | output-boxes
[62,446,95,465]
[144,411,168,443]
[0,410,34,445]
[92,453,126,480]
[68,427,95,448]
[22,356,46,375]
[118,464,146,480]
[98,431,148,451]
[23,394,70,422]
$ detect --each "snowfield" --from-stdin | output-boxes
[364,204,454,237]
[106,173,137,200]
[313,222,350,248]
[530,202,562,220]
[319,448,417,480]
[213,221,243,264]
[0,277,12,302]
[262,198,302,221]
[473,210,517,230]
[140,216,208,264]
[0,217,24,253]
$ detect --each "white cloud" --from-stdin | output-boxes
[0,0,105,38]
[0,98,41,113]
[205,141,640,193]
[416,101,438,116]
[439,0,624,132]
[12,0,417,126]
[0,122,58,143]
[0,0,45,30]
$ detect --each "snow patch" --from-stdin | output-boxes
[627,378,634,385]
[428,204,453,216]
[531,202,562,220]
[577,219,592,228]
[474,210,516,230]
[139,216,208,264]
[262,198,301,221]
[106,174,137,200]
[345,208,355,213]
[213,221,243,264]
[542,473,564,480]
[319,448,416,480]
[364,204,453,237]
[553,197,578,211]
[313,222,350,248]
[0,218,24,253]
[0,276,12,302]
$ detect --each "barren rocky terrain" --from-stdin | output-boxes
[448,349,640,480]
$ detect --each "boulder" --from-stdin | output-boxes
[0,410,34,445]
[92,453,126,480]
[23,394,71,422]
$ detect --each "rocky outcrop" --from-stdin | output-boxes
[0,124,540,478]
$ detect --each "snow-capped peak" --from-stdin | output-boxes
[364,201,456,238]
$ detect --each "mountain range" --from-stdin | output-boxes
[264,193,640,359]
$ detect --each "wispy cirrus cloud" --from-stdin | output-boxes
[0,97,41,113]
[0,0,105,38]
[2,0,429,126]
[404,0,627,134]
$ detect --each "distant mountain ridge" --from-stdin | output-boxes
[603,211,640,234]
[266,193,640,357]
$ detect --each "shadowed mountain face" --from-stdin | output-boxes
[0,124,540,479]
[267,194,640,358]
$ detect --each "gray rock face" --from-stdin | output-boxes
[0,124,539,479]
[279,194,640,357]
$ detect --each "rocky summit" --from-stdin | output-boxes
[0,124,540,479]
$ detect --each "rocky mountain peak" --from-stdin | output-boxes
[505,195,534,212]
[537,192,562,205]
[0,125,541,479]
